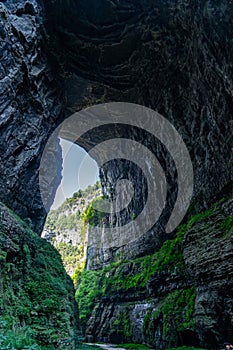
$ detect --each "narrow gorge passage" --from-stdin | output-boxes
[0,0,232,349]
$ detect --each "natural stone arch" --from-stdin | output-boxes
[0,0,232,236]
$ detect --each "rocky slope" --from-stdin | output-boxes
[0,202,78,349]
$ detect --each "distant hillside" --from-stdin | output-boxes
[42,181,102,277]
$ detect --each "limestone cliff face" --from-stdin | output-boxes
[0,0,62,233]
[0,0,232,242]
[0,1,232,349]
[183,198,233,346]
[83,197,233,349]
[44,0,232,264]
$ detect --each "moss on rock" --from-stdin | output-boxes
[0,203,77,349]
[143,287,196,347]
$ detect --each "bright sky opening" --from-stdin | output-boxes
[51,138,100,209]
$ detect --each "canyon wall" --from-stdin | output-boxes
[82,197,233,348]
[0,1,232,348]
[44,0,232,264]
[0,0,62,233]
[0,0,232,239]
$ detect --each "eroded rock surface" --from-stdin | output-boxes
[0,0,232,243]
[0,0,62,233]
[45,0,233,264]
[0,1,232,349]
[83,198,233,349]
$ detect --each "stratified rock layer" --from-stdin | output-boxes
[47,0,232,267]
[184,198,233,346]
[0,1,232,349]
[82,197,233,349]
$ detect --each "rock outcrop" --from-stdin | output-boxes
[81,197,233,349]
[184,198,233,346]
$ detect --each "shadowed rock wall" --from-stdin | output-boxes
[0,0,232,239]
[0,1,232,348]
[45,0,232,263]
[82,197,233,348]
[0,0,62,233]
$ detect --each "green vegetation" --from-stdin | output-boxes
[56,242,83,268]
[45,181,102,235]
[0,318,55,349]
[0,204,75,349]
[75,223,190,330]
[75,270,101,329]
[62,201,231,346]
[44,181,102,280]
[143,288,196,346]
[71,259,86,287]
[148,287,195,332]
[99,223,188,294]
[75,207,216,332]
[188,209,213,225]
[110,310,133,342]
[66,182,102,208]
[95,207,215,295]
[83,196,109,227]
[55,242,85,280]
[46,211,81,234]
[220,214,233,236]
